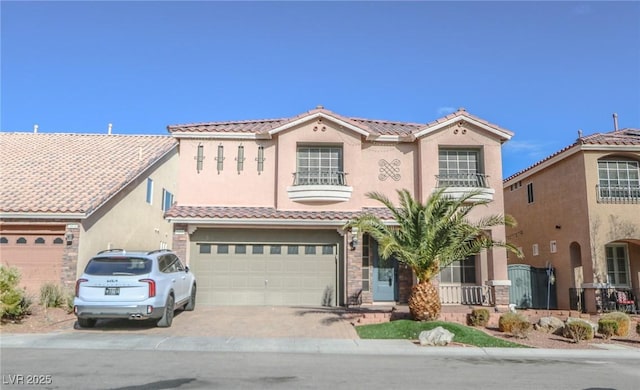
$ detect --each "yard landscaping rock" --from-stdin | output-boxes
[535,316,565,334]
[419,326,454,346]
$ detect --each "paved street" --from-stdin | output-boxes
[2,347,640,390]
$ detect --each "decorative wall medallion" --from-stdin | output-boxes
[378,159,401,181]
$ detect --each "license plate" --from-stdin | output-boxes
[105,287,120,296]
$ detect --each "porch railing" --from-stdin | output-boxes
[569,287,639,313]
[293,171,347,186]
[439,285,494,306]
[596,185,640,204]
[436,173,490,188]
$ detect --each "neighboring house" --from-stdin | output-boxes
[503,128,640,313]
[0,132,178,293]
[165,106,514,308]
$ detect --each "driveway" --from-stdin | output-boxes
[73,306,360,339]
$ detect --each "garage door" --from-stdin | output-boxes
[0,226,66,293]
[190,240,338,306]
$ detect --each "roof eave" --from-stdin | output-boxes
[415,115,514,141]
[0,212,86,220]
[267,112,371,137]
[170,132,271,140]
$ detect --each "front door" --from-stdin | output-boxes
[372,242,396,301]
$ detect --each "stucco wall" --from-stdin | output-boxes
[77,149,179,274]
[177,139,276,206]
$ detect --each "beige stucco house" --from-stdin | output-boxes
[0,132,178,292]
[165,106,515,308]
[503,128,640,313]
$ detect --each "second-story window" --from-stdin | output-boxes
[438,149,486,187]
[597,159,640,201]
[527,182,534,204]
[296,146,344,185]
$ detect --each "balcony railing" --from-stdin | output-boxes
[436,173,489,188]
[569,287,639,314]
[596,185,640,204]
[293,171,347,186]
[439,285,494,306]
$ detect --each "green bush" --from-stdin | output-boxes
[498,312,531,338]
[0,265,31,321]
[39,282,72,310]
[468,308,490,327]
[599,312,630,336]
[597,319,619,340]
[563,320,594,343]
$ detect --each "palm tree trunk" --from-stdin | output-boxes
[408,280,441,321]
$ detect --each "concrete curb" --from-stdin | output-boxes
[2,333,640,359]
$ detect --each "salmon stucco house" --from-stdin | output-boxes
[0,132,178,292]
[165,106,515,308]
[503,127,640,313]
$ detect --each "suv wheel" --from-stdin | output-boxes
[78,318,97,328]
[157,294,174,328]
[184,284,196,311]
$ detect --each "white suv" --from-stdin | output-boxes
[74,249,196,328]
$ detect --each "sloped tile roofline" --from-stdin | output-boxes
[504,128,640,183]
[0,133,177,218]
[167,106,511,141]
[165,206,395,225]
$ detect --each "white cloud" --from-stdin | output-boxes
[503,140,551,159]
[436,106,456,116]
[571,4,593,16]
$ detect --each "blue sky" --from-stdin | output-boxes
[2,1,639,177]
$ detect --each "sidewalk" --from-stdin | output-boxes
[2,332,640,360]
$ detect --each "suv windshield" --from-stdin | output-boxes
[84,257,152,276]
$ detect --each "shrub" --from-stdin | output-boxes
[468,308,490,327]
[0,265,31,321]
[39,282,70,309]
[597,319,619,340]
[636,322,640,336]
[498,312,531,338]
[563,320,594,343]
[599,312,630,337]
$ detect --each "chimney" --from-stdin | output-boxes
[108,123,113,135]
[33,124,38,133]
[613,113,618,131]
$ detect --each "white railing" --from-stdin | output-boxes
[439,285,494,306]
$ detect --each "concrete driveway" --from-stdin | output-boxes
[73,306,360,339]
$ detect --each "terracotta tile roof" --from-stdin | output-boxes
[504,128,640,182]
[0,133,177,216]
[167,106,481,137]
[580,128,640,145]
[165,206,395,222]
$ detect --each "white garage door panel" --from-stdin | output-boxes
[191,242,337,306]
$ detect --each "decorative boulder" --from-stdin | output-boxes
[535,316,565,334]
[419,326,454,346]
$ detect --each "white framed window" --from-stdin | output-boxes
[438,149,484,187]
[597,159,640,199]
[606,244,630,286]
[296,146,343,185]
[146,178,153,204]
[439,256,477,284]
[550,240,557,254]
[532,243,539,256]
[162,189,174,211]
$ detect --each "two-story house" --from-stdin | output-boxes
[503,128,640,313]
[0,132,178,292]
[165,106,514,308]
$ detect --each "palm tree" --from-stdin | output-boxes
[346,188,521,321]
